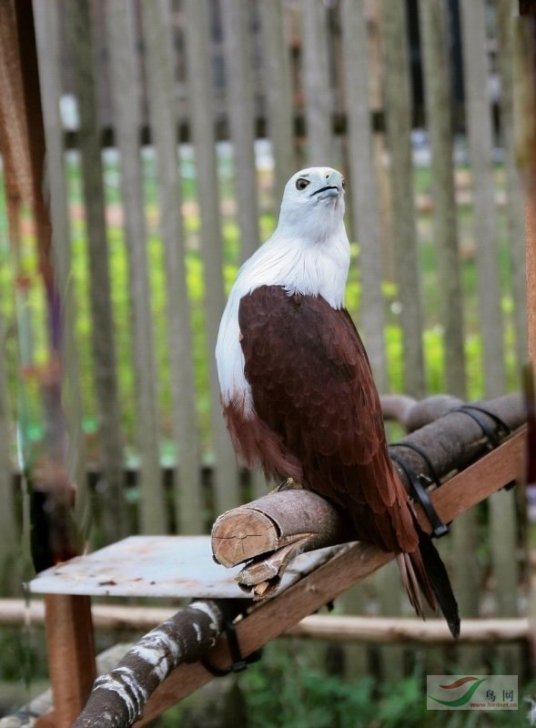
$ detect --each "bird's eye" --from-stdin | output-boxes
[295,178,310,191]
[341,179,346,190]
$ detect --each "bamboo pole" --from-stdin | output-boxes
[0,600,526,645]
[286,615,529,645]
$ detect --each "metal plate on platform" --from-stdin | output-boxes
[28,536,339,599]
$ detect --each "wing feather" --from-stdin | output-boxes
[238,286,416,550]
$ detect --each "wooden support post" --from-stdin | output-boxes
[40,595,96,728]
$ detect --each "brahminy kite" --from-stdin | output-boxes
[216,166,459,637]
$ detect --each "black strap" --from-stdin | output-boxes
[389,441,441,487]
[389,447,449,538]
[201,619,262,676]
[453,405,515,490]
[455,405,511,449]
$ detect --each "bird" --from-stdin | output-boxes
[215,166,459,637]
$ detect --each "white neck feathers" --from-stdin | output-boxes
[215,222,350,413]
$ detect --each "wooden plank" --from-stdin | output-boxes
[183,0,240,514]
[135,431,524,724]
[380,0,425,398]
[141,0,202,534]
[340,0,386,391]
[221,0,260,262]
[43,594,96,728]
[300,0,334,165]
[33,0,89,537]
[258,0,295,205]
[66,0,127,542]
[418,0,466,399]
[496,0,528,369]
[29,535,336,599]
[415,429,524,531]
[105,0,165,534]
[460,0,505,398]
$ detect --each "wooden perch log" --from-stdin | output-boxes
[212,394,524,596]
[73,601,226,728]
[380,393,464,431]
[389,392,524,475]
[212,489,352,570]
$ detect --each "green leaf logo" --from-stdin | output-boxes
[429,676,486,707]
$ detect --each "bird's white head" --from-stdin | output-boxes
[278,166,346,242]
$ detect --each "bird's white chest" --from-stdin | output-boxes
[215,233,350,416]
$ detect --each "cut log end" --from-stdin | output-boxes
[212,508,279,567]
[211,490,351,570]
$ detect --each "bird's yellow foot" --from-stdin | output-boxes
[271,477,304,493]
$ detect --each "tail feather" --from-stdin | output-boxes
[416,529,460,638]
[397,552,426,619]
[397,527,460,639]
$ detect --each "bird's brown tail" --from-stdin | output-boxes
[397,525,460,639]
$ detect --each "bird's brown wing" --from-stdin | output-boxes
[238,285,417,552]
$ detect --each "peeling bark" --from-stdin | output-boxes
[74,601,226,728]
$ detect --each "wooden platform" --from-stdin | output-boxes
[28,536,340,599]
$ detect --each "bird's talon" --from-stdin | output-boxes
[272,477,303,493]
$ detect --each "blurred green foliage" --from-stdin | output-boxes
[155,641,533,728]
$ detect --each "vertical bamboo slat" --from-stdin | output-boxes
[375,560,404,681]
[142,0,203,535]
[419,0,467,400]
[496,0,528,369]
[460,0,505,398]
[33,0,89,537]
[67,0,127,542]
[340,0,386,392]
[380,0,425,398]
[258,0,295,206]
[220,0,266,501]
[451,510,481,670]
[301,0,334,165]
[0,315,17,592]
[106,1,165,534]
[221,0,260,262]
[183,0,240,514]
[461,0,518,671]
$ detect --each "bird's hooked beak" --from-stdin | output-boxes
[310,185,340,199]
[310,171,344,201]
